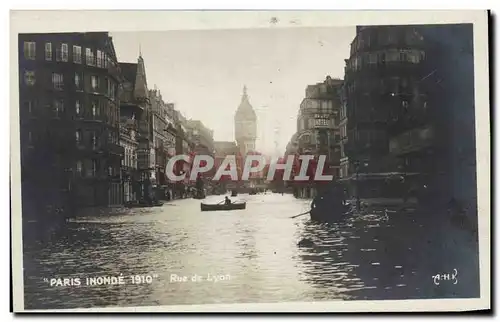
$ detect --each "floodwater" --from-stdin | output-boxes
[22,193,480,310]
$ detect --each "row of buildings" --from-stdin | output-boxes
[18,32,217,222]
[285,24,477,215]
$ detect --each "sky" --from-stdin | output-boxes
[111,27,356,156]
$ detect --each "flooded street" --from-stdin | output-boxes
[23,193,480,310]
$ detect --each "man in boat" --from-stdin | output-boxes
[310,182,347,218]
[225,196,232,205]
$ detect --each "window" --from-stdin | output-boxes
[73,45,82,63]
[92,160,97,176]
[399,51,407,62]
[378,52,386,63]
[75,73,83,91]
[53,99,64,117]
[75,100,81,116]
[61,44,68,62]
[105,54,110,68]
[52,73,63,90]
[386,50,399,62]
[91,75,99,92]
[368,53,377,64]
[75,130,82,144]
[91,101,98,118]
[86,48,95,66]
[107,78,116,99]
[387,33,396,44]
[91,132,97,148]
[24,101,33,116]
[24,70,36,86]
[76,160,83,174]
[27,131,33,147]
[23,41,36,60]
[97,50,104,68]
[45,43,52,61]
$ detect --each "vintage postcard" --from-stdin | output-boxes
[10,10,490,312]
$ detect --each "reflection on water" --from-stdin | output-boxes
[23,193,479,310]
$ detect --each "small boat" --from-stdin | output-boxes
[309,205,351,222]
[200,202,246,212]
[125,200,164,208]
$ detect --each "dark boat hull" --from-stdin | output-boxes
[201,202,246,211]
[125,201,164,208]
[310,205,351,222]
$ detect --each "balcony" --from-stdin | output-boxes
[107,143,125,156]
[389,126,435,155]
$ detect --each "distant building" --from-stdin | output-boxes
[164,103,177,158]
[18,32,124,221]
[297,76,343,177]
[290,76,343,198]
[185,119,215,157]
[213,141,239,191]
[173,110,194,197]
[214,141,238,156]
[149,88,177,199]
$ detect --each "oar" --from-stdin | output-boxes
[217,200,225,204]
[290,210,310,219]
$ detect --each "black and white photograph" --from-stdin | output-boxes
[10,10,490,312]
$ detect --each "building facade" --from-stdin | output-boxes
[408,24,476,211]
[297,76,343,175]
[149,88,176,199]
[213,141,239,192]
[174,110,194,198]
[339,81,350,179]
[119,117,138,202]
[119,55,153,202]
[19,32,124,222]
[291,76,343,198]
[342,25,428,200]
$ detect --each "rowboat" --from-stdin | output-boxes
[125,201,164,208]
[200,202,246,212]
[309,205,351,222]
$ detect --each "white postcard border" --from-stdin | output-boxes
[9,9,490,312]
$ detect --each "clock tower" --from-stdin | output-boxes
[234,85,257,155]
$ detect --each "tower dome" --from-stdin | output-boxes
[235,85,257,121]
